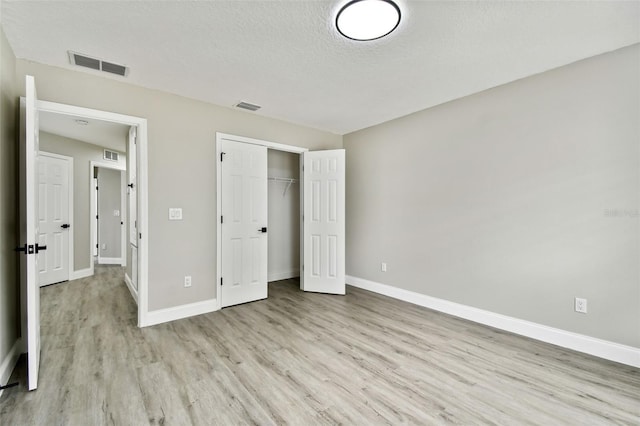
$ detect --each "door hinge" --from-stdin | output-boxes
[220,152,226,162]
[221,215,223,224]
[220,277,223,286]
[134,220,137,229]
[96,215,99,220]
[96,244,99,249]
[96,186,98,190]
[139,233,142,240]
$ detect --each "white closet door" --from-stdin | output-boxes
[302,149,345,295]
[220,139,268,307]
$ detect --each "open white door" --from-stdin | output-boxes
[302,149,346,295]
[19,75,42,390]
[220,139,268,308]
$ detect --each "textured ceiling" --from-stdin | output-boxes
[40,111,128,153]
[2,1,639,135]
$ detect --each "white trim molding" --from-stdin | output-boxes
[346,275,640,368]
[0,339,23,399]
[69,268,93,281]
[124,273,138,305]
[143,299,218,327]
[268,270,300,282]
[98,257,123,265]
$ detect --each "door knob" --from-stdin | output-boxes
[35,244,47,253]
[61,223,71,229]
[258,227,267,233]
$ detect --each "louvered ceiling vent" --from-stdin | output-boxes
[68,51,129,77]
[235,101,261,112]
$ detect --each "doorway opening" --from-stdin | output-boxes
[91,164,126,267]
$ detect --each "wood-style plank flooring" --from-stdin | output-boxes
[1,265,638,425]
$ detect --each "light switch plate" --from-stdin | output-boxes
[169,208,183,221]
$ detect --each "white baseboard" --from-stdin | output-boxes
[346,275,640,368]
[124,273,138,305]
[70,267,93,280]
[0,339,23,399]
[143,299,218,327]
[98,257,123,265]
[268,270,300,282]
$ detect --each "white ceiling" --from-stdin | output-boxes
[39,110,128,152]
[2,1,639,135]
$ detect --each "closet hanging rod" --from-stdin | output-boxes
[268,176,298,183]
[268,176,298,196]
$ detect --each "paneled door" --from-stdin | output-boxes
[19,75,42,390]
[38,153,71,286]
[220,139,268,308]
[302,150,346,295]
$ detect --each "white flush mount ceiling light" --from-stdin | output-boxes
[336,0,401,41]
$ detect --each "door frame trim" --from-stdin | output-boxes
[215,132,308,309]
[38,151,74,285]
[37,99,149,327]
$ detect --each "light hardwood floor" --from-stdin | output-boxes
[1,265,638,425]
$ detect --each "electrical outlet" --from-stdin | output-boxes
[169,208,183,221]
[381,262,387,272]
[101,243,106,250]
[575,297,587,313]
[184,276,192,288]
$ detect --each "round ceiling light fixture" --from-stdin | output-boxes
[336,0,401,41]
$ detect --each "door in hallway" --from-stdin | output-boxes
[38,153,71,286]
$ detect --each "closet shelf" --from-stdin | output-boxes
[268,176,298,196]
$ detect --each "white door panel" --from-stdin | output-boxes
[20,75,41,390]
[128,126,137,247]
[38,154,70,286]
[302,150,345,295]
[220,139,268,308]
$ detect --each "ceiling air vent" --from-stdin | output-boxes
[235,101,261,112]
[68,51,129,77]
[104,150,119,161]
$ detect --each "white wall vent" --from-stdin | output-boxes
[68,51,129,77]
[235,101,261,111]
[104,150,119,161]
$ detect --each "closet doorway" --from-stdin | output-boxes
[215,133,346,308]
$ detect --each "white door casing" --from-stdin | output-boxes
[20,75,41,390]
[220,139,268,308]
[92,176,98,257]
[302,150,346,295]
[38,153,71,286]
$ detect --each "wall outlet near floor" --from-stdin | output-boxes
[575,297,587,313]
[184,276,192,288]
[101,243,106,250]
[381,262,387,272]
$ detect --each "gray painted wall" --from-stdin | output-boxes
[39,132,125,271]
[97,167,122,259]
[15,59,343,311]
[0,27,19,377]
[267,150,300,281]
[344,44,640,348]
